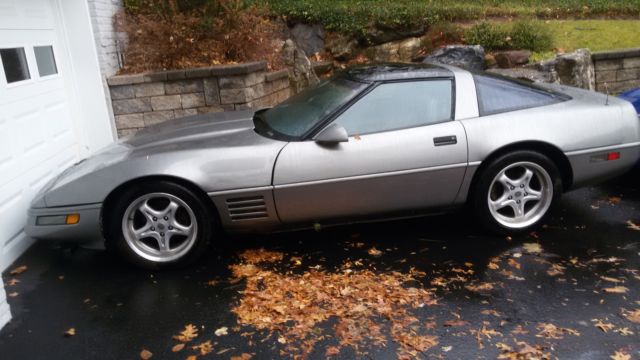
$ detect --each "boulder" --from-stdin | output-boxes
[363,23,425,45]
[326,35,359,61]
[494,50,532,68]
[487,49,595,91]
[290,23,326,56]
[541,48,595,90]
[423,45,485,71]
[282,39,319,94]
[368,37,423,63]
[487,67,557,84]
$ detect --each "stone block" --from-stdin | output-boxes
[623,57,640,69]
[112,98,152,115]
[166,70,187,80]
[107,74,145,86]
[197,106,225,114]
[110,85,134,100]
[165,80,203,95]
[115,114,144,129]
[616,68,640,81]
[218,75,246,89]
[181,93,206,108]
[204,78,220,106]
[134,82,165,97]
[117,128,140,138]
[143,72,167,82]
[143,110,175,126]
[174,109,198,118]
[220,88,256,104]
[596,69,616,83]
[150,95,182,111]
[186,67,211,78]
[594,59,623,71]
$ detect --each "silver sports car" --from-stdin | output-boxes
[26,63,640,268]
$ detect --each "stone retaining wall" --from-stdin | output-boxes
[593,48,640,93]
[107,61,291,137]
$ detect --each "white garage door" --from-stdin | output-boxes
[0,0,106,271]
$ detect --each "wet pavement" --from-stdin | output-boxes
[1,169,639,360]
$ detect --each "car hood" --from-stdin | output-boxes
[122,110,260,149]
[35,110,288,207]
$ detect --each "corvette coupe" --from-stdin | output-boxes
[26,63,640,268]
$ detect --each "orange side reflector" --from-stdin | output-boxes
[607,152,621,161]
[66,214,80,225]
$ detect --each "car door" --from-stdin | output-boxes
[272,78,468,224]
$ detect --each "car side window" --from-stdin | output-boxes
[474,74,566,116]
[333,80,453,136]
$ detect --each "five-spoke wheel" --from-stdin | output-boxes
[122,193,198,263]
[106,181,214,269]
[472,151,561,233]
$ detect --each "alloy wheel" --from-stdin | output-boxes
[121,192,198,263]
[487,161,553,229]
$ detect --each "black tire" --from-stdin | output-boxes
[104,181,214,269]
[471,150,562,235]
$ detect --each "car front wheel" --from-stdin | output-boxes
[472,151,562,234]
[106,181,213,269]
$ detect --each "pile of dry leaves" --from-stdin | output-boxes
[230,248,438,358]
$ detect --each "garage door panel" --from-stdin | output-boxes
[0,0,55,31]
[0,13,84,270]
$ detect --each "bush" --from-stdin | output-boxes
[117,0,285,73]
[509,21,553,52]
[465,20,553,52]
[465,22,507,51]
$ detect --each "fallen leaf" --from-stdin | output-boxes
[600,276,623,283]
[465,282,494,292]
[230,354,252,360]
[185,356,197,360]
[508,258,521,270]
[9,265,27,275]
[171,343,185,352]
[547,264,565,277]
[443,319,469,327]
[607,196,622,205]
[611,351,631,360]
[603,286,629,294]
[173,324,198,342]
[626,220,640,231]
[594,320,615,333]
[6,278,19,286]
[140,349,152,360]
[325,346,340,356]
[8,292,18,297]
[523,243,542,254]
[214,326,228,336]
[536,323,580,339]
[192,340,213,355]
[615,327,634,336]
[622,309,640,323]
[367,247,382,256]
[64,328,76,337]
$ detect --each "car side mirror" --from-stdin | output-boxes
[313,123,349,143]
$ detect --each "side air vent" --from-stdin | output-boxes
[226,196,268,221]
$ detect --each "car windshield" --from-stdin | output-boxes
[254,77,368,140]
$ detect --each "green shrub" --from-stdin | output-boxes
[509,21,553,52]
[465,22,507,51]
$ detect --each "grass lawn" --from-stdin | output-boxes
[524,20,640,61]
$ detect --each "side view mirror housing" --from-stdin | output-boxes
[313,123,349,143]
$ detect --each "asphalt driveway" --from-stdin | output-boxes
[1,169,639,359]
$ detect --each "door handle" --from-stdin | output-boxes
[433,135,457,146]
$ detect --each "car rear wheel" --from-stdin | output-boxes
[106,181,213,269]
[472,151,562,234]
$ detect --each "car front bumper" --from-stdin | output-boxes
[25,203,104,247]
